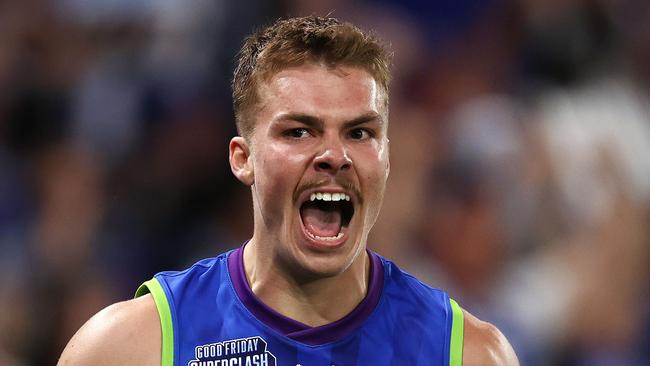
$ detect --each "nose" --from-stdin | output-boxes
[313,136,352,174]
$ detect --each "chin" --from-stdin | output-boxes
[288,235,363,280]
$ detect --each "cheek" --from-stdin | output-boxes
[358,146,390,219]
[356,165,389,217]
[359,143,390,187]
[254,145,307,204]
[257,155,286,195]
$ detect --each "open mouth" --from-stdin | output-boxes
[299,192,354,243]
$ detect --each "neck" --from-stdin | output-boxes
[242,239,370,327]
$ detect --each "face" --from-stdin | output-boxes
[230,63,390,278]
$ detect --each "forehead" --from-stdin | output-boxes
[255,63,386,123]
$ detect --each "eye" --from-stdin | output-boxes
[285,128,311,139]
[349,128,373,140]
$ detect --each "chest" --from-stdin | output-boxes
[174,298,448,366]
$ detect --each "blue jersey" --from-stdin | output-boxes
[136,246,465,366]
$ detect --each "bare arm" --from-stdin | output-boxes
[463,309,519,366]
[57,294,161,366]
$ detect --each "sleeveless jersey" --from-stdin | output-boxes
[136,247,465,366]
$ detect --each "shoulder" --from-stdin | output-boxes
[57,294,161,366]
[157,253,231,287]
[462,309,519,366]
[381,256,449,303]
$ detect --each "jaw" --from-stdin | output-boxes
[249,183,372,279]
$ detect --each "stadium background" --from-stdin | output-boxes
[0,0,649,364]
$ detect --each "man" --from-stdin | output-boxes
[59,16,518,365]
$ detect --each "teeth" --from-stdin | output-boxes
[308,192,351,202]
[305,231,345,241]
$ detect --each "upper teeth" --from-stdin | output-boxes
[310,192,351,202]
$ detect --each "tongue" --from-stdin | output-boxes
[301,205,342,238]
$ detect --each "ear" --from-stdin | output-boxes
[229,136,254,186]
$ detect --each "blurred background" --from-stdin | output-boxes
[0,0,649,364]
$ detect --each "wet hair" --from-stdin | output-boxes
[232,15,392,138]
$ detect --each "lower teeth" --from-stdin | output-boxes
[307,231,344,241]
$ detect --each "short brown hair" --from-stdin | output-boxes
[232,15,392,138]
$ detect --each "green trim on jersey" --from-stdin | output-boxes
[449,298,464,366]
[136,279,174,366]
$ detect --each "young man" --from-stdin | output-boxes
[59,16,518,366]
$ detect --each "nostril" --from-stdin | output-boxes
[317,162,331,170]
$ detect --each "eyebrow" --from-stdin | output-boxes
[343,112,383,128]
[276,113,323,129]
[275,112,383,129]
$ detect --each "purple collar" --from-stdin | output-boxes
[227,245,384,345]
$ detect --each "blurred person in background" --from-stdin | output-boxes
[0,1,274,364]
[58,15,518,366]
[400,0,650,365]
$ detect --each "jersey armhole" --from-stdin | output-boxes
[449,298,464,366]
[136,278,175,366]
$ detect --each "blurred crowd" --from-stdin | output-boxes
[0,0,649,365]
